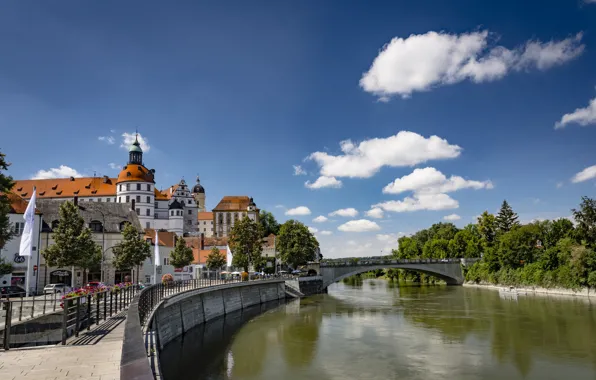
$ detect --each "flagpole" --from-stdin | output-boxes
[25,255,31,297]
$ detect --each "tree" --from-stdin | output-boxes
[572,196,596,248]
[229,216,264,272]
[259,210,280,237]
[276,220,319,269]
[169,236,194,269]
[0,150,14,249]
[496,225,541,268]
[422,239,450,259]
[112,224,151,282]
[395,236,420,259]
[42,201,102,284]
[449,227,482,258]
[206,246,226,270]
[0,257,13,276]
[477,211,497,247]
[496,200,520,234]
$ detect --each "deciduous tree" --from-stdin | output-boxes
[0,151,14,249]
[259,210,280,237]
[277,220,319,269]
[477,211,497,247]
[206,246,226,270]
[169,236,194,269]
[112,224,151,282]
[229,216,264,272]
[572,196,596,248]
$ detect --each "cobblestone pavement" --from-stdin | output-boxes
[0,312,126,380]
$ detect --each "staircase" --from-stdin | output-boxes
[284,280,304,298]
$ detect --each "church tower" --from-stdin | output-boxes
[192,175,206,212]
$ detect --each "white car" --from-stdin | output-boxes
[43,283,70,294]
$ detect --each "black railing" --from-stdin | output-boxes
[1,285,139,350]
[320,257,478,267]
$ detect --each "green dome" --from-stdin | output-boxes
[129,136,143,153]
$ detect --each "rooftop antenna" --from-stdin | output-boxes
[93,171,96,177]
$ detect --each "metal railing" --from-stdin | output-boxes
[320,257,476,267]
[1,285,139,350]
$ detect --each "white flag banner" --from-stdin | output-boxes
[19,188,36,257]
[154,230,160,264]
[226,245,233,267]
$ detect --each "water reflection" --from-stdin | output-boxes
[160,280,596,380]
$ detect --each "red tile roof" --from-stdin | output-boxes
[12,177,117,199]
[2,193,41,214]
[144,228,177,247]
[192,248,225,265]
[198,212,213,221]
[213,196,252,211]
[116,164,155,184]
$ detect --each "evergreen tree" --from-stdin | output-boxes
[0,150,15,249]
[496,200,520,233]
[206,246,226,270]
[229,216,264,272]
[42,201,102,284]
[169,236,194,268]
[112,224,151,282]
[277,220,319,269]
[259,210,280,237]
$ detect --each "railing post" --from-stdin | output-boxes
[96,293,100,326]
[109,291,113,317]
[103,292,107,320]
[18,297,23,321]
[74,297,81,337]
[31,294,35,319]
[87,294,92,330]
[3,301,13,350]
[61,298,69,345]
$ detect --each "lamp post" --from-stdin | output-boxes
[95,209,107,283]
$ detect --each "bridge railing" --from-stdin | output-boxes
[320,257,471,267]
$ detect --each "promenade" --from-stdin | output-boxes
[0,311,126,380]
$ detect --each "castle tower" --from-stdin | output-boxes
[192,175,206,212]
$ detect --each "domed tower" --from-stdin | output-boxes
[192,175,206,212]
[116,134,156,230]
[168,199,184,236]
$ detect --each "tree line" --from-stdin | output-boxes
[393,198,596,289]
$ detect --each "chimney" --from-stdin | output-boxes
[73,196,78,206]
[200,233,205,250]
[131,199,136,211]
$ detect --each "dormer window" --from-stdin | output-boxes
[51,220,59,229]
[119,221,130,231]
[89,220,103,232]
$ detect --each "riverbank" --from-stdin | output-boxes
[463,282,595,298]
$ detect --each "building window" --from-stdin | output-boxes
[188,200,191,204]
[187,220,192,225]
[98,198,102,202]
[137,184,141,191]
[203,228,206,232]
[13,222,25,235]
[119,185,123,191]
[188,210,192,215]
[89,221,103,232]
[155,202,158,209]
[88,199,93,202]
[146,196,150,203]
[126,195,130,202]
[136,195,141,202]
[171,211,174,216]
[147,184,151,191]
[146,209,150,216]
[126,184,130,191]
[146,222,150,229]
[163,258,169,265]
[136,208,140,215]
[106,198,110,202]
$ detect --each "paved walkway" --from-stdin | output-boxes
[0,311,127,380]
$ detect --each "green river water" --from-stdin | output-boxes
[160,279,596,380]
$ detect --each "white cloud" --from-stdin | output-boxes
[347,240,357,245]
[338,219,381,232]
[329,208,359,217]
[305,176,343,189]
[293,165,306,176]
[555,96,596,129]
[98,136,115,144]
[108,163,120,170]
[313,215,328,223]
[285,206,311,216]
[443,214,461,221]
[374,193,459,213]
[383,167,493,194]
[121,132,151,152]
[320,230,333,236]
[307,131,461,178]
[571,164,596,183]
[31,165,83,179]
[376,233,396,241]
[556,182,564,189]
[365,208,384,219]
[275,204,285,209]
[308,226,318,234]
[360,30,584,99]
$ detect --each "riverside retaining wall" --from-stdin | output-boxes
[153,280,286,349]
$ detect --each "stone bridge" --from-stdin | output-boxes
[316,258,478,288]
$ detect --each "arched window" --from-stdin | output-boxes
[89,220,103,232]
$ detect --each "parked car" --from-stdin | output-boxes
[0,285,26,298]
[43,283,70,294]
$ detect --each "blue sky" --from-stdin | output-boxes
[2,0,596,258]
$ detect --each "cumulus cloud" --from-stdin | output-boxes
[365,208,384,219]
[98,136,115,144]
[285,206,311,216]
[293,165,306,175]
[108,163,120,170]
[121,132,151,152]
[329,208,359,217]
[307,131,461,179]
[571,164,596,183]
[338,219,381,232]
[305,176,343,189]
[308,226,318,234]
[443,214,461,221]
[383,167,493,194]
[376,233,397,241]
[320,230,333,236]
[31,165,83,179]
[313,215,328,223]
[360,30,584,99]
[555,96,596,129]
[374,193,459,213]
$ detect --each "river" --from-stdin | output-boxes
[160,279,596,380]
